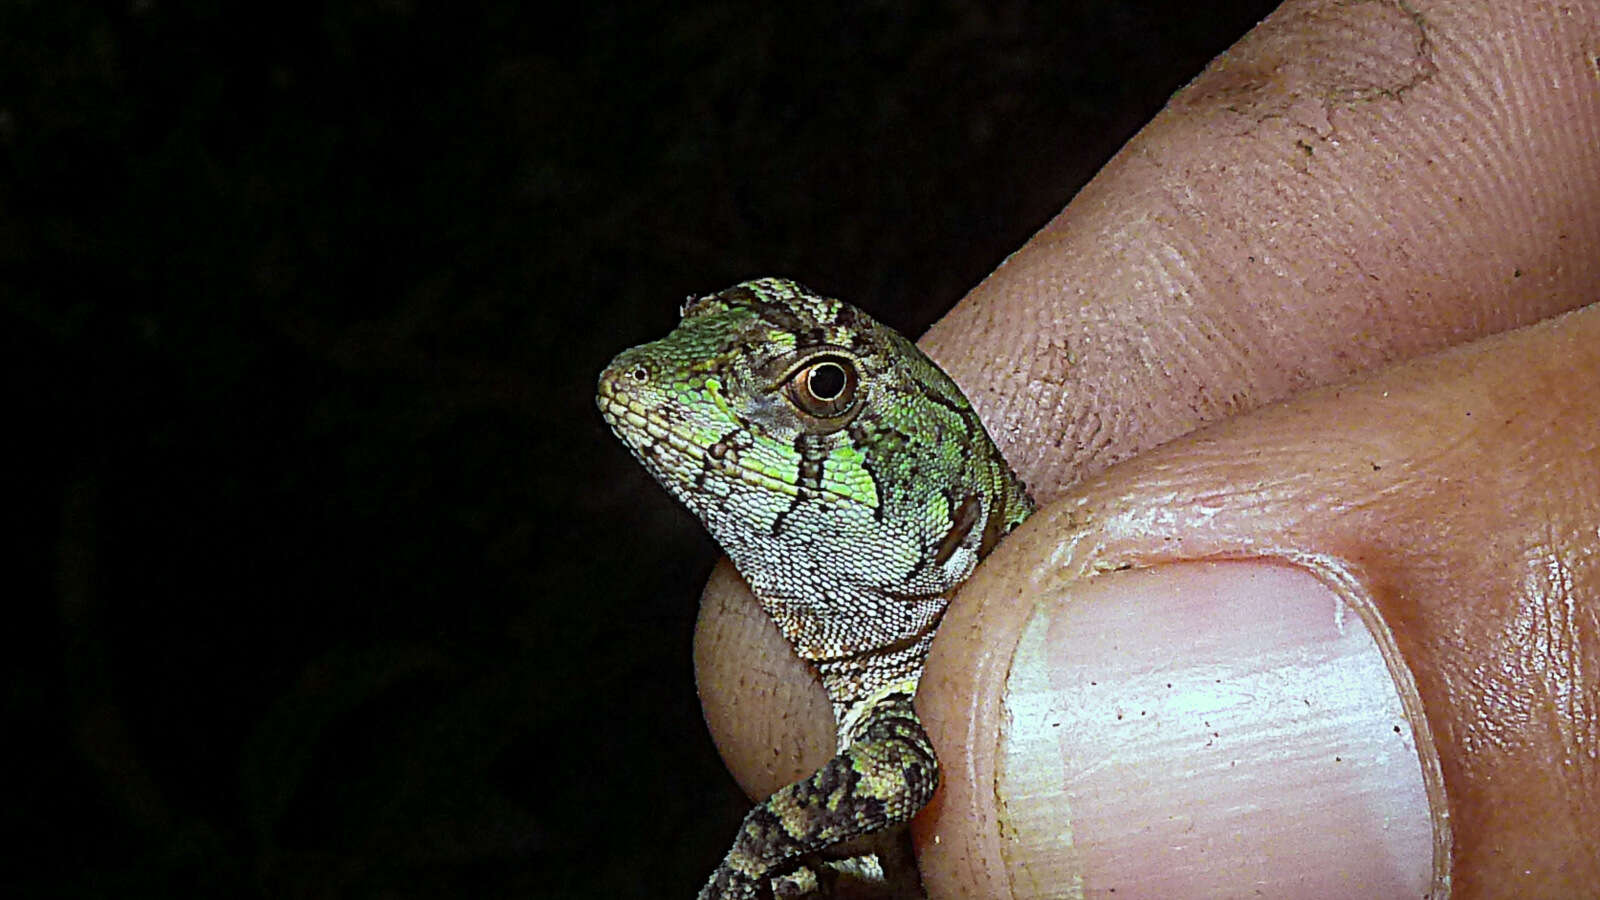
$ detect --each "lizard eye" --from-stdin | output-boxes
[785,355,860,420]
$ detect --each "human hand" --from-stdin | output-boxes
[695,0,1600,895]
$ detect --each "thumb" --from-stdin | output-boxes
[917,304,1600,897]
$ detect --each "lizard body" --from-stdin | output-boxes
[597,278,1034,898]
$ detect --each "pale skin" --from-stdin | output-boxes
[695,0,1600,896]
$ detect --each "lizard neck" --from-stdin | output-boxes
[744,584,949,750]
[815,631,938,749]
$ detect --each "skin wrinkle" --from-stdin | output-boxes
[1522,524,1597,765]
[1461,532,1576,766]
[1144,243,1252,413]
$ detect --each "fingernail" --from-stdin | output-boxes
[997,560,1445,896]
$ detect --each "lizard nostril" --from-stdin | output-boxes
[630,365,649,382]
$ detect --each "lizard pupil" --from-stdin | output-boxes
[807,362,847,400]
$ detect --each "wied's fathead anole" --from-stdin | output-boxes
[598,278,1034,898]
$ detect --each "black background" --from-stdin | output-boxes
[8,2,1279,897]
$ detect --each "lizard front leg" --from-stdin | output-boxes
[699,690,935,900]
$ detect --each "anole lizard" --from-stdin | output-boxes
[597,278,1034,898]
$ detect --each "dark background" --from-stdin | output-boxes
[7,2,1279,897]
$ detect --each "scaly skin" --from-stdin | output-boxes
[597,278,1034,898]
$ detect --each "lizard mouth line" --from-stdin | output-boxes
[598,392,874,509]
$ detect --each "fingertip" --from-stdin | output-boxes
[695,559,835,800]
[920,560,1448,898]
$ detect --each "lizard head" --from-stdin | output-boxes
[597,278,1032,653]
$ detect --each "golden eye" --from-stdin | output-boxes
[785,356,860,419]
